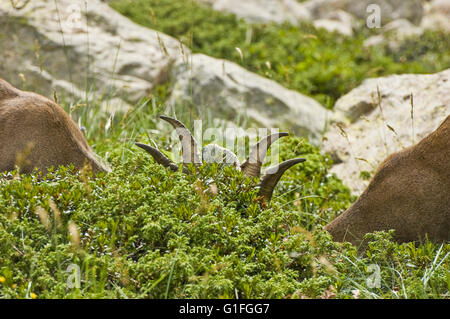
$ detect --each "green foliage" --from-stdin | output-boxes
[110,0,450,108]
[1,135,448,298]
[1,0,449,300]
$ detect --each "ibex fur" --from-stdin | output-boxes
[0,78,109,174]
[325,115,450,245]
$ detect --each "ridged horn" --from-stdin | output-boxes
[135,142,180,172]
[241,132,289,177]
[258,158,306,202]
[159,115,201,166]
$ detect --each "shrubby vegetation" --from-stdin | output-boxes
[1,98,449,299]
[111,0,450,108]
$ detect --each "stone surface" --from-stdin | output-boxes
[0,0,185,110]
[199,0,311,24]
[168,54,330,145]
[301,0,350,20]
[199,0,425,36]
[303,0,423,25]
[323,69,450,194]
[345,0,423,25]
[421,0,450,32]
[313,10,355,36]
[363,19,424,48]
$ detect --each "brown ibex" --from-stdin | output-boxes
[0,78,109,174]
[325,115,450,245]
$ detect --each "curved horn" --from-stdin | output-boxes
[258,158,306,202]
[241,132,289,177]
[159,115,201,166]
[135,142,180,172]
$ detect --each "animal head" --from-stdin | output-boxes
[325,115,450,245]
[135,115,306,203]
[0,78,110,175]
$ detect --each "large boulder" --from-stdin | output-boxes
[323,69,450,194]
[168,54,330,145]
[0,0,184,109]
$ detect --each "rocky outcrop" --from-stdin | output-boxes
[322,69,450,194]
[0,0,185,110]
[168,54,330,144]
[200,0,426,34]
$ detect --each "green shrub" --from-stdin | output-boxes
[1,134,448,298]
[1,1,449,299]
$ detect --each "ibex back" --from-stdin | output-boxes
[325,115,450,245]
[0,78,109,174]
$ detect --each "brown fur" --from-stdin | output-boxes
[0,78,109,174]
[325,115,450,245]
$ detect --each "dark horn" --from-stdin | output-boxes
[241,132,289,177]
[258,158,306,202]
[159,115,201,166]
[135,142,180,172]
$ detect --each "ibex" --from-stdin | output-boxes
[0,78,304,202]
[325,115,450,245]
[0,78,109,174]
[135,115,306,202]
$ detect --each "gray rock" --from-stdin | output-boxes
[313,10,356,36]
[0,0,185,109]
[349,0,423,25]
[323,69,450,194]
[199,0,311,24]
[421,0,450,32]
[303,0,423,25]
[199,0,424,35]
[363,19,424,49]
[168,54,330,145]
